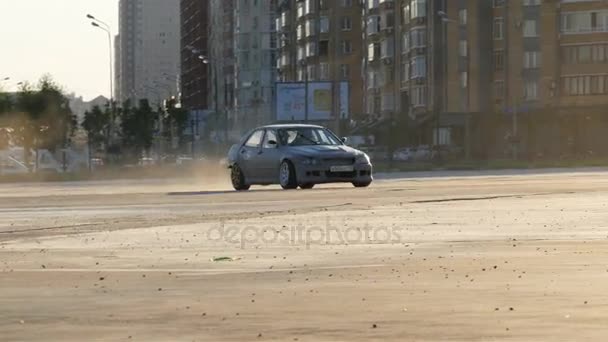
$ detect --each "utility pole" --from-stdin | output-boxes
[512,103,518,160]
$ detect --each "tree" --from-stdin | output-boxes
[0,92,12,149]
[120,99,157,160]
[82,104,111,152]
[164,98,189,151]
[12,76,76,166]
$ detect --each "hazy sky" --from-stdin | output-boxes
[0,0,118,100]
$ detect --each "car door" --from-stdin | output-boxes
[238,129,264,181]
[254,129,282,183]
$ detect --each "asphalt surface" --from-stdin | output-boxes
[2,169,608,341]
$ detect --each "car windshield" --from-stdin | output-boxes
[277,127,342,146]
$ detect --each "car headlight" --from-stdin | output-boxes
[301,157,319,166]
[356,154,370,164]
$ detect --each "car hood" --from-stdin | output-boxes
[287,145,362,158]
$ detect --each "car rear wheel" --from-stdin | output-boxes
[300,183,315,190]
[231,164,250,191]
[352,181,372,188]
[279,161,298,190]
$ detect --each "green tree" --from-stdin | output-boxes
[120,99,157,160]
[83,103,111,152]
[12,76,76,165]
[164,98,189,150]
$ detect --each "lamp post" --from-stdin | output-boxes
[87,15,113,103]
[186,46,226,144]
[88,14,115,149]
[435,9,460,162]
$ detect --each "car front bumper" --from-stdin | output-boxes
[296,163,373,184]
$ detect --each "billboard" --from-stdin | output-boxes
[276,82,349,121]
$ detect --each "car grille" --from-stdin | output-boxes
[323,158,355,166]
[325,171,357,178]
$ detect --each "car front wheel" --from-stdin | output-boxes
[352,181,372,188]
[231,164,250,191]
[279,160,298,190]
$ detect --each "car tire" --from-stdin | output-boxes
[300,183,315,190]
[231,164,250,191]
[352,181,372,188]
[279,160,298,190]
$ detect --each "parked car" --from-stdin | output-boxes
[392,147,417,162]
[415,145,432,161]
[226,124,373,190]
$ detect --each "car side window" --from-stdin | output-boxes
[262,129,278,149]
[244,130,264,148]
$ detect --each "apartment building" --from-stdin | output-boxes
[180,0,210,111]
[209,0,236,138]
[117,0,181,105]
[233,0,278,134]
[363,0,487,147]
[276,0,364,129]
[486,0,608,158]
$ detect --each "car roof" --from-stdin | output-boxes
[260,124,325,129]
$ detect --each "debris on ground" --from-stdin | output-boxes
[211,256,241,262]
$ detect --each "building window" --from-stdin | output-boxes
[319,63,330,80]
[304,0,315,15]
[403,4,410,25]
[401,59,410,83]
[523,51,541,69]
[460,72,468,88]
[523,20,539,37]
[341,16,352,31]
[494,18,504,40]
[306,41,317,57]
[459,9,467,26]
[342,40,352,54]
[320,16,329,33]
[562,75,608,95]
[494,50,504,71]
[493,0,504,7]
[561,11,608,34]
[411,0,427,19]
[402,32,410,52]
[410,28,426,48]
[411,56,426,78]
[494,80,504,99]
[341,0,352,7]
[306,19,316,37]
[381,39,394,58]
[382,12,395,30]
[524,80,539,100]
[319,40,329,56]
[459,40,468,57]
[411,86,427,107]
[367,70,378,89]
[307,64,316,80]
[562,44,608,64]
[367,15,380,35]
[368,43,380,61]
[340,64,350,79]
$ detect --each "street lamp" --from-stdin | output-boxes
[87,15,114,105]
[1,77,9,82]
[186,47,227,144]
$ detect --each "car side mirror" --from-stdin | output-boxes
[267,140,278,147]
[341,137,348,144]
